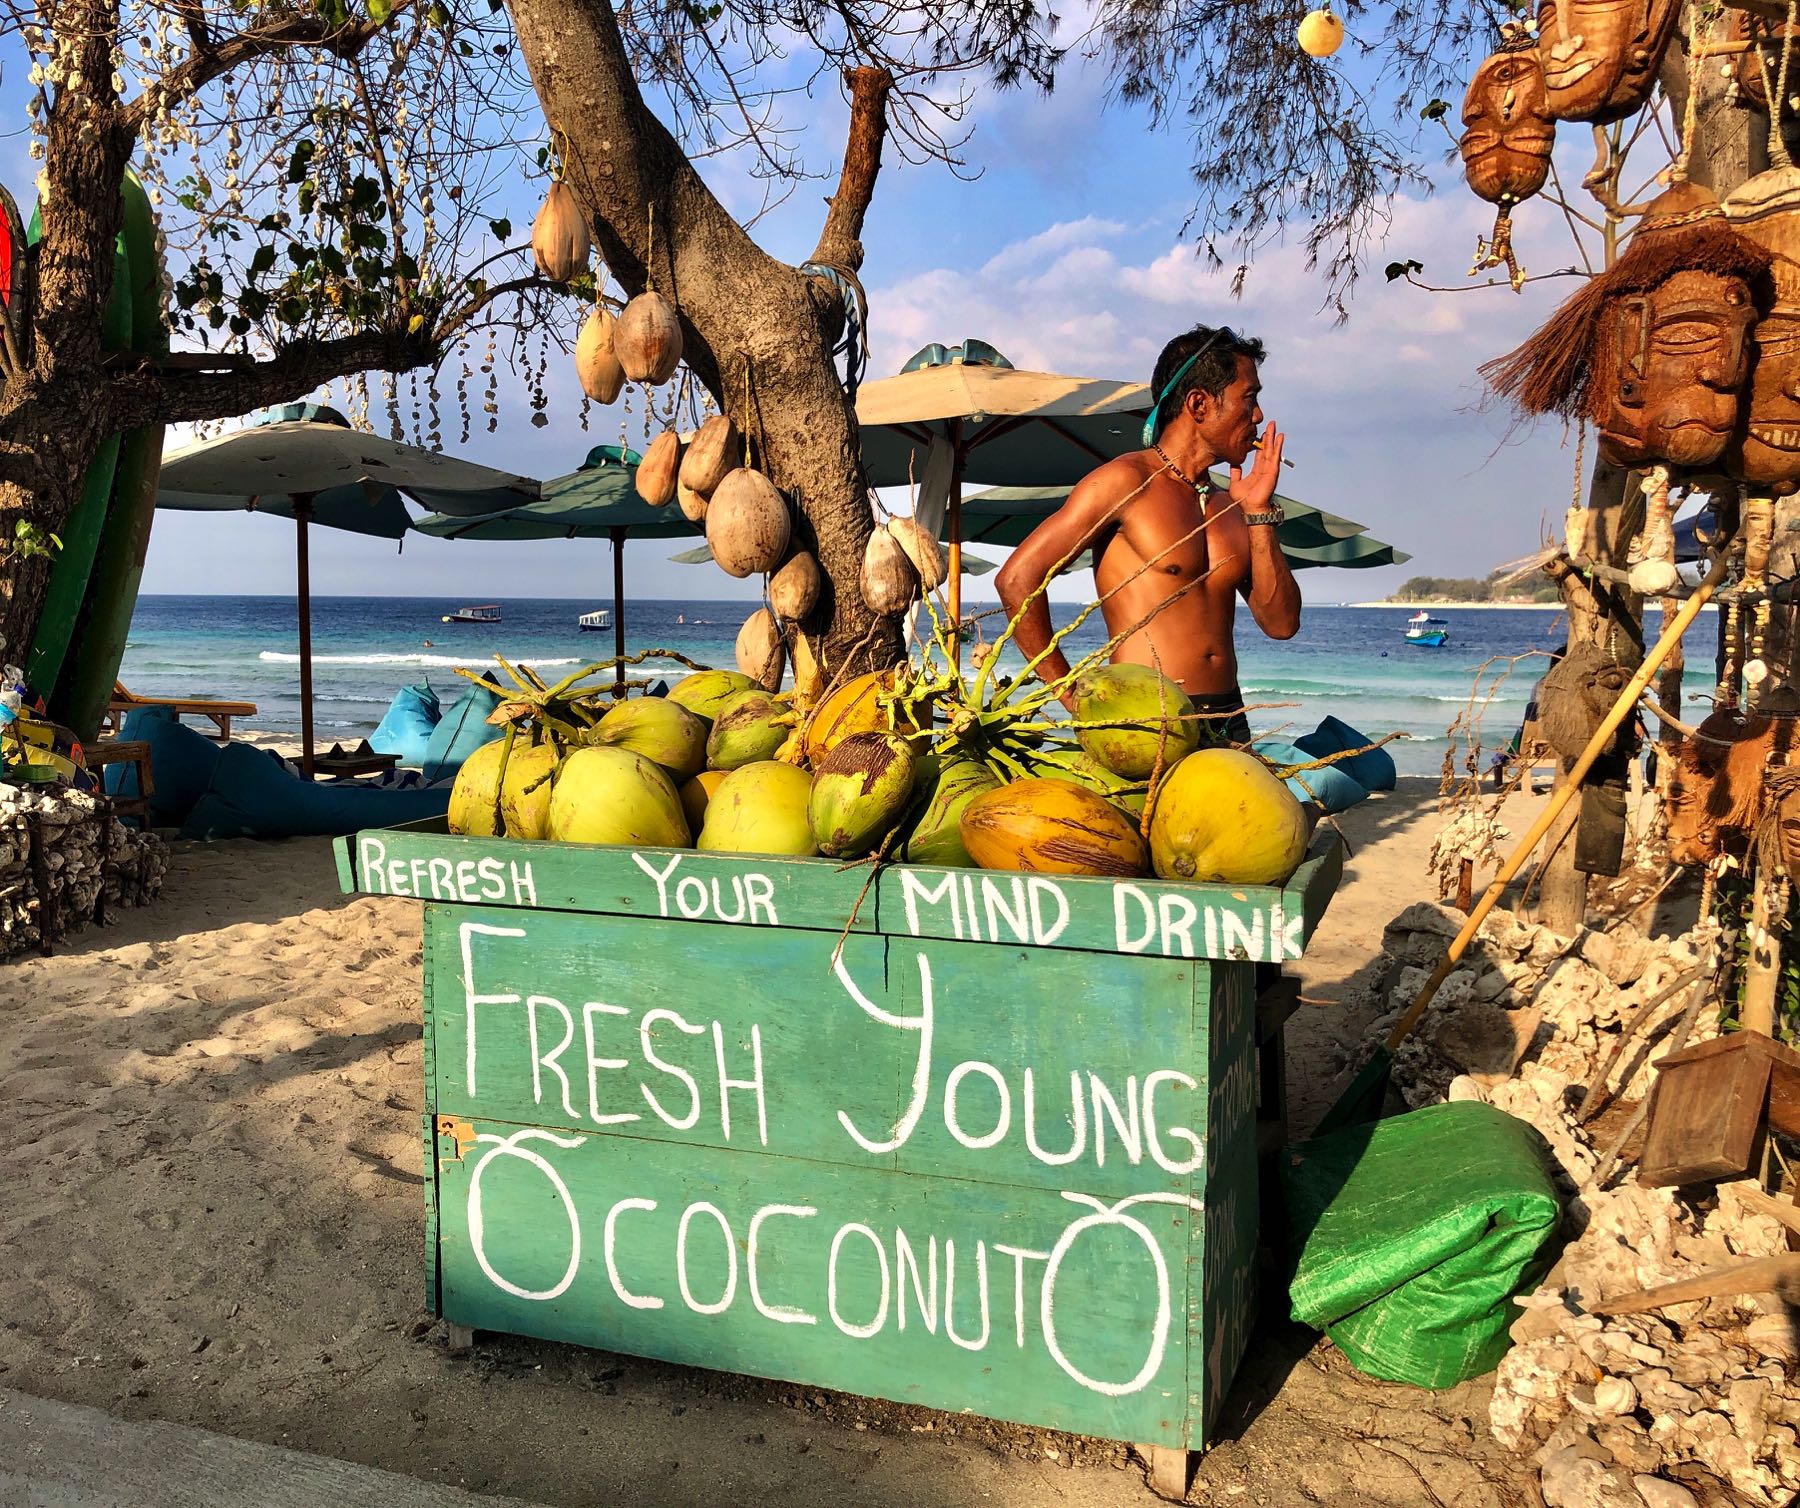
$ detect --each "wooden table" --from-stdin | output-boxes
[337,820,1343,1498]
[312,749,401,780]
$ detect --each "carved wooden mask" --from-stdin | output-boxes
[1536,0,1682,123]
[1593,270,1755,468]
[1725,168,1800,487]
[1460,44,1556,206]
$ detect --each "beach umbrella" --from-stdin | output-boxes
[856,341,1150,638]
[157,404,544,776]
[411,445,703,692]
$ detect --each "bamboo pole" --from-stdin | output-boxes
[1382,537,1737,1055]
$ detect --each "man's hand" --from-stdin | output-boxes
[1226,421,1284,517]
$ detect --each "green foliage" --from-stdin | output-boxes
[1389,572,1557,604]
[7,521,63,563]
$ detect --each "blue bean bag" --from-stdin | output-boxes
[421,678,503,783]
[1294,715,1397,792]
[370,682,442,766]
[1253,738,1369,815]
[103,705,223,827]
[180,741,450,840]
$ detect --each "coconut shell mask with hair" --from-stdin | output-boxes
[1724,168,1800,487]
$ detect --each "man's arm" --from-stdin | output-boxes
[1240,522,1302,640]
[994,464,1132,699]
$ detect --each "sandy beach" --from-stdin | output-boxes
[0,776,1550,1507]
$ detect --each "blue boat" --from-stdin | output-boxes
[1404,611,1449,648]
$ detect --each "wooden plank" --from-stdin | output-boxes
[332,834,357,896]
[1143,1445,1191,1500]
[1281,829,1346,959]
[346,828,878,934]
[1640,1043,1773,1186]
[1199,963,1259,1438]
[430,1113,1208,1447]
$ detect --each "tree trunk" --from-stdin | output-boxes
[506,0,903,679]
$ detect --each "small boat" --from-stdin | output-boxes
[1404,610,1449,648]
[441,604,500,624]
[577,609,613,632]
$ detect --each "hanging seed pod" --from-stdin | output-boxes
[707,468,791,578]
[679,413,740,497]
[615,291,683,384]
[860,527,919,615]
[769,550,821,621]
[791,626,826,703]
[677,481,709,523]
[574,306,625,404]
[532,181,590,283]
[736,607,786,691]
[885,516,946,592]
[637,429,682,507]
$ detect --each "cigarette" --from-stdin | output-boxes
[1247,442,1296,468]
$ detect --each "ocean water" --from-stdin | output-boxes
[115,597,1718,776]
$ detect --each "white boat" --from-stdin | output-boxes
[1404,609,1449,647]
[578,609,613,632]
[441,604,500,624]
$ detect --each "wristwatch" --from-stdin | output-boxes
[1244,509,1284,528]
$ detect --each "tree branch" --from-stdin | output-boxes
[122,8,410,135]
[104,327,434,430]
[811,66,893,273]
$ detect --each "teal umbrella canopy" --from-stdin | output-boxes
[412,445,701,541]
[159,481,412,539]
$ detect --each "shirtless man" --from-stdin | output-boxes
[994,324,1300,743]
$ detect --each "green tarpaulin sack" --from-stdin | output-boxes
[1282,1100,1562,1389]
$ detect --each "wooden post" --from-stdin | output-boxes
[947,417,964,669]
[1142,1444,1191,1500]
[296,495,316,780]
[611,527,627,697]
[1744,877,1781,1037]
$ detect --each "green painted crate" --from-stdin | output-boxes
[337,821,1342,1451]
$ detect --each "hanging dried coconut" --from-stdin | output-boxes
[574,305,625,403]
[769,551,822,621]
[616,291,682,384]
[707,469,790,578]
[885,517,946,592]
[679,413,740,497]
[636,429,682,506]
[532,181,590,283]
[736,608,785,691]
[1459,31,1554,290]
[861,528,919,616]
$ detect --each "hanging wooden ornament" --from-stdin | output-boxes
[1459,34,1556,290]
[1536,0,1681,123]
[1484,180,1768,470]
[1723,168,1800,487]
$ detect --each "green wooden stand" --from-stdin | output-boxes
[338,822,1341,1494]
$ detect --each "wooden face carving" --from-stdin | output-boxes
[1726,170,1800,486]
[1460,47,1555,205]
[1536,0,1681,123]
[1593,270,1754,470]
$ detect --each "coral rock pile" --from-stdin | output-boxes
[0,783,165,959]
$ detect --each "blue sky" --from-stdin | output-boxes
[3,14,1610,606]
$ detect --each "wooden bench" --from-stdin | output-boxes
[83,740,153,822]
[101,682,256,743]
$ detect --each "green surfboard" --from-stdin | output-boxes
[23,195,134,700]
[59,173,167,740]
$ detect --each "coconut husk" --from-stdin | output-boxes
[616,292,683,384]
[861,528,919,616]
[574,307,625,404]
[1482,181,1772,420]
[679,414,740,498]
[532,182,591,284]
[707,469,790,579]
[886,517,946,593]
[735,608,786,691]
[770,550,822,621]
[637,429,682,507]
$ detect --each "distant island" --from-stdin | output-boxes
[1372,573,1561,607]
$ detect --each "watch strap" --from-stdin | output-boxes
[1244,509,1283,527]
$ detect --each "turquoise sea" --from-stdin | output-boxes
[116,598,1718,777]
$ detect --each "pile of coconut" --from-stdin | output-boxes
[0,780,166,959]
[1362,899,1798,1506]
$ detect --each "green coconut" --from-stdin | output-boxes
[808,730,918,859]
[706,688,789,770]
[448,738,508,836]
[697,761,817,856]
[900,755,1000,867]
[546,746,691,848]
[594,695,709,782]
[1028,745,1148,816]
[667,669,755,724]
[498,738,563,838]
[1070,663,1200,778]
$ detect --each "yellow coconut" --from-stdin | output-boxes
[1071,663,1200,779]
[667,669,755,724]
[679,768,731,832]
[736,607,785,690]
[707,469,790,578]
[615,291,683,384]
[448,737,508,835]
[1149,748,1306,885]
[698,761,817,856]
[637,429,682,507]
[802,669,924,765]
[886,516,946,592]
[679,414,739,497]
[545,746,690,848]
[769,550,821,622]
[532,181,591,283]
[1296,7,1344,56]
[574,306,625,404]
[498,738,562,839]
[593,696,709,782]
[960,778,1147,877]
[861,527,918,615]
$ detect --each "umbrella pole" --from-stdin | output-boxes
[948,419,963,669]
[612,527,626,698]
[296,496,315,779]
